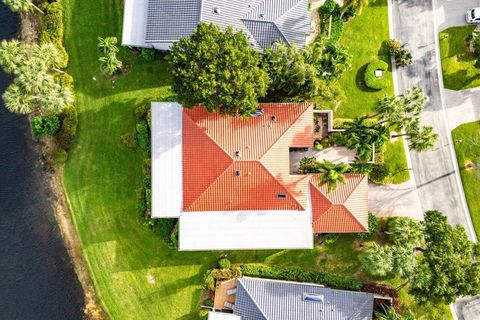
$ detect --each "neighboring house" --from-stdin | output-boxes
[151,102,369,251]
[122,0,312,51]
[210,277,375,320]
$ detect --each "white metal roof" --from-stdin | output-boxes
[122,0,151,47]
[151,102,183,217]
[208,312,241,320]
[179,209,313,251]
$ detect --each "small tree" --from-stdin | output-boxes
[305,42,352,81]
[299,156,320,174]
[168,23,270,117]
[387,217,424,247]
[2,0,44,14]
[391,122,438,152]
[343,118,389,161]
[388,39,412,67]
[263,42,317,97]
[409,210,480,304]
[361,242,394,276]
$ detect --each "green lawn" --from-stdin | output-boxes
[439,26,480,90]
[384,138,410,184]
[62,0,439,318]
[336,0,394,118]
[452,121,480,239]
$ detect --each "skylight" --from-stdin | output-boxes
[303,293,324,303]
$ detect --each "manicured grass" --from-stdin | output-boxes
[62,0,441,318]
[439,26,480,90]
[384,138,410,184]
[336,0,394,118]
[452,121,480,239]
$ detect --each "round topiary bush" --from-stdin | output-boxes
[364,60,388,90]
[218,258,231,269]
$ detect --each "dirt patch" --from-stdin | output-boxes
[19,12,39,44]
[465,160,476,171]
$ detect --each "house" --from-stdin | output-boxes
[210,276,375,320]
[151,102,368,251]
[122,0,312,51]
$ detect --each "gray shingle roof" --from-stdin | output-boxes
[235,277,374,320]
[144,0,311,50]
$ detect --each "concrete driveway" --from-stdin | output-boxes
[436,0,478,30]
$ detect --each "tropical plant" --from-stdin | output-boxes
[168,22,270,117]
[97,37,122,76]
[354,212,378,239]
[343,0,369,14]
[387,217,424,247]
[343,118,388,161]
[299,156,320,174]
[2,0,44,14]
[391,121,438,152]
[305,42,352,81]
[31,114,61,137]
[317,160,350,192]
[263,42,317,97]
[375,307,416,320]
[361,242,394,276]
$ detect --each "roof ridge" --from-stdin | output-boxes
[274,0,306,24]
[183,112,233,211]
[241,19,291,46]
[259,102,312,161]
[238,278,270,320]
[256,161,304,210]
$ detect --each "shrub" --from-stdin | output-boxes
[134,104,148,120]
[342,4,357,22]
[55,73,74,92]
[320,0,340,15]
[349,162,373,174]
[240,264,362,291]
[355,213,378,239]
[145,187,152,212]
[203,298,213,307]
[364,60,388,90]
[39,2,68,68]
[388,39,412,67]
[52,148,68,164]
[329,17,344,43]
[370,163,389,184]
[314,142,323,151]
[204,270,216,291]
[218,258,231,270]
[330,132,347,146]
[57,105,78,150]
[136,120,151,157]
[31,114,61,137]
[139,48,156,61]
[321,233,340,244]
[199,309,209,319]
[152,218,176,240]
[121,131,138,148]
[168,221,179,250]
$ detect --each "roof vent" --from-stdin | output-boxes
[235,170,241,177]
[277,194,286,199]
[250,108,264,117]
[303,293,324,303]
[259,13,265,19]
[213,7,220,14]
[271,115,276,122]
[235,151,241,159]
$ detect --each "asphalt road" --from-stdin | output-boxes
[390,0,475,239]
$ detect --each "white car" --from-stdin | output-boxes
[466,8,480,24]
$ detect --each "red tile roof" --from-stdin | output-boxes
[310,174,369,233]
[183,103,313,212]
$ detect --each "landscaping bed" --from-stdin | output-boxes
[439,26,479,90]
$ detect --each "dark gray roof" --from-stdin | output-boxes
[235,277,374,320]
[144,0,311,50]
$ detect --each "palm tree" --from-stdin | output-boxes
[387,217,424,247]
[408,126,438,151]
[32,43,64,72]
[375,307,416,320]
[40,81,74,114]
[317,160,350,192]
[343,118,388,161]
[2,0,44,14]
[361,242,394,276]
[0,39,27,73]
[2,83,35,114]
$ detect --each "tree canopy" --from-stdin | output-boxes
[168,22,270,117]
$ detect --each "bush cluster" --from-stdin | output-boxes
[136,120,151,157]
[240,264,362,291]
[139,48,156,61]
[364,60,388,90]
[52,147,68,164]
[319,0,343,44]
[218,258,231,269]
[39,1,68,68]
[57,105,78,150]
[31,114,61,137]
[342,4,357,22]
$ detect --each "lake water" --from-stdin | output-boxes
[0,4,84,319]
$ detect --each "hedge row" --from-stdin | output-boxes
[239,264,362,291]
[57,105,78,150]
[40,1,68,68]
[364,60,388,90]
